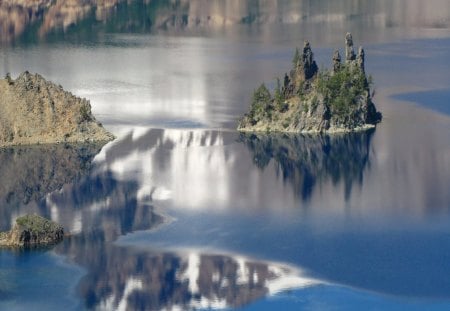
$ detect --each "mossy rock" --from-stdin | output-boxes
[0,214,64,248]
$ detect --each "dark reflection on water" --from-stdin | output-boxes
[0,132,313,310]
[239,130,374,201]
[69,245,312,310]
[47,171,162,238]
[0,144,103,230]
[2,0,450,44]
[2,127,450,308]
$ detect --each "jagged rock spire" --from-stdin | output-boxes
[357,46,365,72]
[332,49,341,72]
[300,40,318,80]
[345,32,356,62]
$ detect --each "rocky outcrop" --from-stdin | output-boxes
[0,71,114,147]
[238,33,382,133]
[0,214,64,247]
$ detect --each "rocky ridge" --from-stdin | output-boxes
[238,33,382,133]
[0,214,64,247]
[0,71,114,147]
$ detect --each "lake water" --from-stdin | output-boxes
[1,0,450,310]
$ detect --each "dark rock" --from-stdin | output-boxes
[345,32,356,62]
[357,46,365,72]
[333,49,341,72]
[299,40,318,80]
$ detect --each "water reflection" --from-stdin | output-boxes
[2,0,450,44]
[3,127,450,308]
[0,140,318,310]
[95,128,375,212]
[0,143,104,230]
[71,246,317,310]
[239,131,374,201]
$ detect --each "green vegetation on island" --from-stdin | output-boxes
[238,33,382,133]
[0,214,64,248]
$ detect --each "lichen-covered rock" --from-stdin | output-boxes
[0,71,114,147]
[238,33,382,133]
[0,214,64,247]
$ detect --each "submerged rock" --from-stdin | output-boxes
[0,71,114,147]
[0,214,64,247]
[238,33,382,133]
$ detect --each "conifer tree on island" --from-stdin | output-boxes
[238,33,382,133]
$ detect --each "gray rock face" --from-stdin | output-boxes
[345,32,356,62]
[0,71,114,147]
[300,41,318,80]
[333,49,342,72]
[0,214,64,247]
[238,33,382,133]
[291,40,319,85]
[357,46,365,72]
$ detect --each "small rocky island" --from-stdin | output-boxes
[0,214,64,248]
[238,33,382,133]
[0,71,114,147]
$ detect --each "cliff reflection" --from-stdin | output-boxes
[0,143,103,230]
[69,245,317,310]
[239,131,374,201]
[2,0,450,44]
[94,128,376,211]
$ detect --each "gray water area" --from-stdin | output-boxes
[1,0,450,310]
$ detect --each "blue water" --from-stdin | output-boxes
[244,286,450,311]
[0,251,84,310]
[394,89,450,116]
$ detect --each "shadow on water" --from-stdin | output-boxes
[239,130,374,201]
[0,143,104,230]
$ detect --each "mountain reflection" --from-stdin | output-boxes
[239,131,374,201]
[0,130,319,310]
[2,0,450,44]
[0,143,103,230]
[70,245,317,310]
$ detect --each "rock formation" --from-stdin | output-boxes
[333,49,341,72]
[0,71,114,147]
[357,46,365,72]
[298,41,318,80]
[238,33,382,133]
[0,214,64,247]
[345,32,356,62]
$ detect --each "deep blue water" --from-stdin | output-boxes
[0,251,84,310]
[394,89,450,116]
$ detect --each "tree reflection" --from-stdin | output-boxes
[239,130,375,201]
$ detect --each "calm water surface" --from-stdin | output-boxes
[1,1,450,310]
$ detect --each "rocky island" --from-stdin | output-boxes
[0,214,64,248]
[0,71,114,147]
[238,33,382,133]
